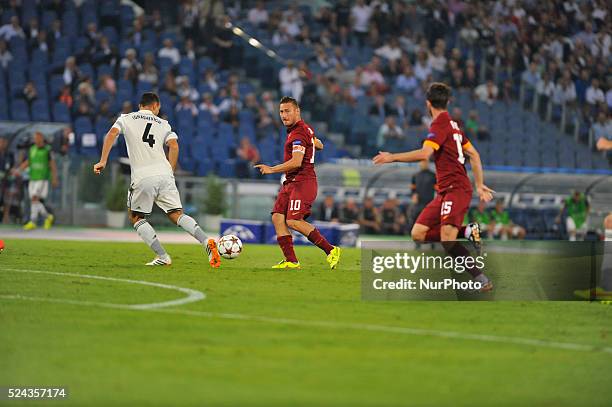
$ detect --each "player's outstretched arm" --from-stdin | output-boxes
[166,139,179,172]
[255,152,305,175]
[373,145,434,165]
[314,137,324,150]
[94,127,120,174]
[596,137,612,151]
[464,145,494,202]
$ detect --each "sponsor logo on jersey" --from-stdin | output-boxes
[292,140,302,145]
[426,132,436,139]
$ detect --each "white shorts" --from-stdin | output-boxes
[492,223,522,237]
[127,176,182,215]
[28,180,49,200]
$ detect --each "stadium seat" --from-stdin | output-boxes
[31,99,51,122]
[52,102,71,123]
[74,116,94,135]
[10,99,30,121]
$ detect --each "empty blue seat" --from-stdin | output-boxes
[74,116,93,134]
[11,99,30,121]
[52,102,71,122]
[31,99,51,122]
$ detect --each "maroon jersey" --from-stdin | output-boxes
[283,120,317,182]
[423,111,473,193]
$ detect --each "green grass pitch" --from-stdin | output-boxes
[1,239,611,406]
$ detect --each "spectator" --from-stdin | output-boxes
[317,195,340,223]
[314,46,331,70]
[175,94,198,116]
[369,94,394,120]
[392,95,408,127]
[409,160,436,223]
[184,38,196,61]
[429,42,447,76]
[92,35,117,67]
[360,61,386,91]
[177,77,199,102]
[375,37,402,62]
[0,16,25,41]
[351,0,372,48]
[279,60,303,102]
[585,78,605,106]
[158,38,180,65]
[359,197,380,234]
[212,15,233,69]
[395,64,418,94]
[381,199,405,235]
[0,137,19,224]
[329,46,349,67]
[61,56,82,87]
[22,81,38,107]
[553,73,577,105]
[556,191,590,241]
[255,106,275,139]
[218,88,242,113]
[180,0,199,41]
[223,105,240,128]
[121,101,133,115]
[280,14,300,38]
[74,101,93,120]
[521,62,540,88]
[272,25,290,46]
[138,53,159,85]
[58,85,73,108]
[468,201,492,239]
[119,49,141,82]
[248,1,269,27]
[340,198,360,224]
[348,74,365,100]
[96,100,114,124]
[75,81,95,110]
[199,93,220,121]
[592,112,611,148]
[489,200,526,240]
[409,109,428,129]
[535,72,555,99]
[465,110,490,141]
[451,107,464,130]
[474,79,499,105]
[0,40,13,69]
[413,50,432,82]
[98,74,116,97]
[235,137,260,179]
[377,116,403,148]
[129,17,144,47]
[149,9,165,35]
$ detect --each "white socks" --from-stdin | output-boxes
[177,214,208,245]
[30,201,48,223]
[134,219,167,257]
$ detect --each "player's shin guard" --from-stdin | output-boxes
[277,234,298,263]
[134,219,167,257]
[177,214,208,245]
[307,228,334,255]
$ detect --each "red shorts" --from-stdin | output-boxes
[415,187,472,229]
[272,179,318,220]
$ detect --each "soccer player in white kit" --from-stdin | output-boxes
[93,92,221,267]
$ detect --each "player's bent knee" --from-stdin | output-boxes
[286,219,301,230]
[271,213,285,225]
[411,226,426,242]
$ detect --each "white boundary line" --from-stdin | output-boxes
[1,268,611,355]
[0,268,205,309]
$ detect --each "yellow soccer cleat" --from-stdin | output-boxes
[327,246,341,269]
[272,260,301,269]
[44,214,55,230]
[23,221,37,231]
[574,287,612,301]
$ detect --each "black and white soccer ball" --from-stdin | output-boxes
[217,234,243,259]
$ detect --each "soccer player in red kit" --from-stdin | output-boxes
[255,96,341,269]
[373,82,495,290]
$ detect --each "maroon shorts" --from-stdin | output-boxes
[415,187,472,229]
[272,178,318,220]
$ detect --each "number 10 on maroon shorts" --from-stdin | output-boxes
[272,179,318,220]
[415,188,472,229]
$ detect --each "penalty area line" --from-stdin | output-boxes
[0,268,205,309]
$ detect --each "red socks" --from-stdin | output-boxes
[424,226,467,242]
[277,234,298,263]
[307,228,334,255]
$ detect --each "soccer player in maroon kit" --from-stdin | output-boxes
[255,96,341,269]
[373,82,495,290]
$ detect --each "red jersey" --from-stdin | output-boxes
[283,120,317,182]
[423,111,473,193]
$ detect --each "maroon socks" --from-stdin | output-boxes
[307,228,334,255]
[277,234,298,263]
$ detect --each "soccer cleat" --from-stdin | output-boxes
[327,246,341,269]
[479,280,494,292]
[466,222,482,254]
[271,260,301,269]
[206,238,221,268]
[23,221,37,231]
[146,255,172,266]
[573,287,612,301]
[44,214,55,230]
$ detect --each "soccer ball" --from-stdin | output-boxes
[217,234,243,259]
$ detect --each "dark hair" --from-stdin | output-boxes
[279,96,299,108]
[426,82,451,109]
[139,92,160,107]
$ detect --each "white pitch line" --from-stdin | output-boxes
[1,268,611,355]
[0,268,205,309]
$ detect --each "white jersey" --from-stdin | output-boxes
[112,109,178,183]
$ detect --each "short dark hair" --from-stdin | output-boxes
[279,96,299,108]
[426,82,451,109]
[139,92,160,107]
